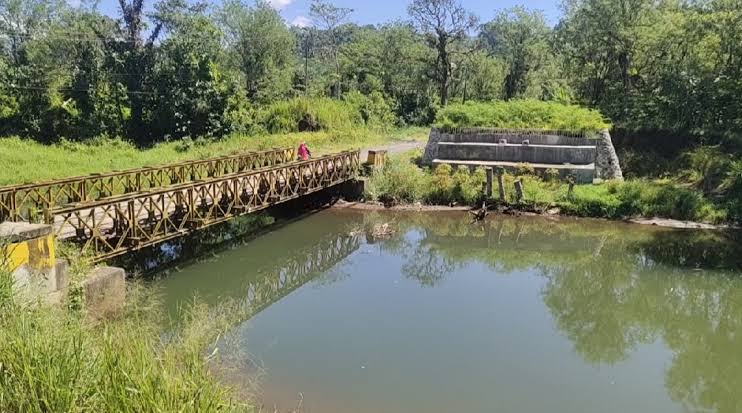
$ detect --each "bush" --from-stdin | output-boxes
[452,166,485,205]
[366,157,430,204]
[343,91,396,128]
[427,164,456,204]
[435,99,611,133]
[256,97,362,134]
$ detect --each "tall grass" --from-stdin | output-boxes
[435,100,611,133]
[0,267,252,413]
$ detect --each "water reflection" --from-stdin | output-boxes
[373,214,742,413]
[158,211,742,413]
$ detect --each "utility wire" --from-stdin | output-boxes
[5,85,155,95]
[0,29,139,44]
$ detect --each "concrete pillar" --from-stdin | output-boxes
[497,170,506,201]
[514,180,524,203]
[485,168,493,199]
[421,128,444,165]
[595,129,624,180]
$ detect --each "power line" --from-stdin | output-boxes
[5,85,155,96]
[0,29,138,44]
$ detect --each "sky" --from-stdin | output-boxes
[90,0,563,28]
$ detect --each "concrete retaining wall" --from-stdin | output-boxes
[440,133,593,146]
[437,142,596,165]
[422,127,624,182]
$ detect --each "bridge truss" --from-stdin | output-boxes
[51,151,359,262]
[0,147,296,223]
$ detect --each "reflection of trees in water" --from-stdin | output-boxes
[633,230,742,271]
[401,240,460,287]
[393,214,742,413]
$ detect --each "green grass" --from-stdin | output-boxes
[0,267,252,413]
[0,127,429,185]
[435,100,611,134]
[366,152,728,223]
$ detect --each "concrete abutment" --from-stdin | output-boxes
[1,221,126,318]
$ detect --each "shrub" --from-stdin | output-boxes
[514,162,536,176]
[366,157,430,204]
[452,166,485,205]
[427,164,456,204]
[544,168,560,182]
[680,146,733,194]
[435,100,611,133]
[343,91,396,128]
[256,97,362,134]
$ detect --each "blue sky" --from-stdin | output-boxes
[92,0,562,27]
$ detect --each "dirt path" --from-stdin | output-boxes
[360,140,425,162]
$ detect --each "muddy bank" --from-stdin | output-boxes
[333,200,736,230]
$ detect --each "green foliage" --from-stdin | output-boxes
[366,156,431,204]
[435,100,611,133]
[0,283,250,412]
[480,6,552,100]
[343,91,396,128]
[256,97,361,134]
[558,180,725,223]
[220,0,295,103]
[150,16,233,140]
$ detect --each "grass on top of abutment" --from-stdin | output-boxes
[0,127,429,186]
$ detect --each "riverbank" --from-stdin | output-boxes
[0,127,428,186]
[0,267,253,412]
[333,200,735,230]
[363,150,737,226]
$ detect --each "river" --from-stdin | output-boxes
[155,209,742,413]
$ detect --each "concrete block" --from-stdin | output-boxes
[437,142,597,165]
[0,222,53,243]
[54,259,69,291]
[83,266,126,319]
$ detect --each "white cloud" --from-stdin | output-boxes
[267,0,293,10]
[291,16,313,28]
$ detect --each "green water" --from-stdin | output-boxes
[157,210,742,413]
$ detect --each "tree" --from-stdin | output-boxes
[480,7,551,100]
[220,0,295,103]
[407,0,477,106]
[310,0,352,98]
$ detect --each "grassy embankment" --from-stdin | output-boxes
[367,101,731,224]
[0,96,428,185]
[0,263,253,412]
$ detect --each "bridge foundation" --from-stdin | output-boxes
[1,221,125,318]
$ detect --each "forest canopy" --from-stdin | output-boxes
[0,0,740,144]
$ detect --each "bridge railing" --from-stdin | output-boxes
[53,150,360,261]
[0,147,296,223]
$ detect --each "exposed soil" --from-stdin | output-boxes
[332,200,735,230]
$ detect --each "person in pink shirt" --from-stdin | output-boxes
[298,140,311,160]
